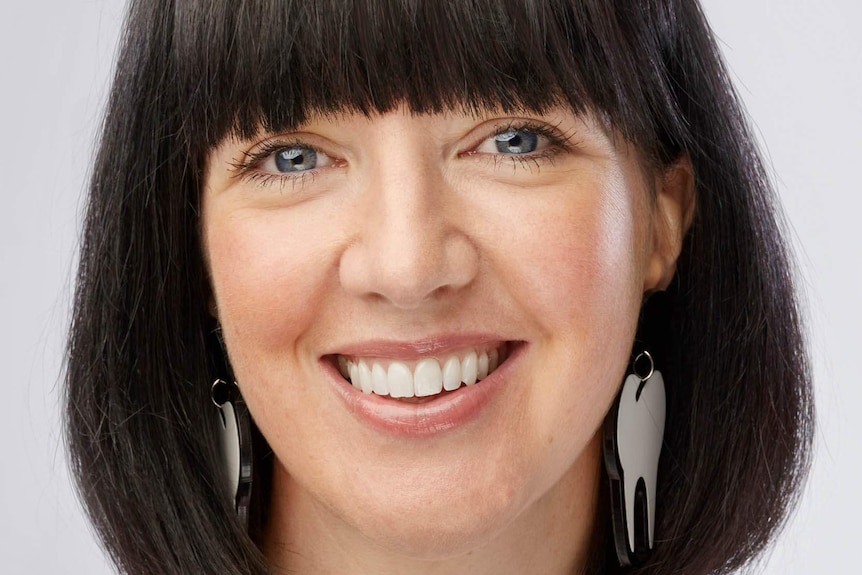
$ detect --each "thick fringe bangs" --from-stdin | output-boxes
[171,0,683,158]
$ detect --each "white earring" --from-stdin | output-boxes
[211,379,254,530]
[603,351,667,566]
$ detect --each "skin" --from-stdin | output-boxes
[202,105,693,575]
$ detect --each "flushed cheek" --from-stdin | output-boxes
[203,208,349,458]
[504,184,642,345]
[494,176,646,452]
[204,208,335,366]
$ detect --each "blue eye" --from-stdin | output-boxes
[493,129,539,154]
[469,122,568,174]
[274,146,318,172]
[233,139,338,188]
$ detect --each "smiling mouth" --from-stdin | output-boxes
[331,342,511,404]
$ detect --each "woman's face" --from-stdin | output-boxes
[202,105,688,559]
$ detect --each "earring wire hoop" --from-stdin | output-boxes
[633,351,655,382]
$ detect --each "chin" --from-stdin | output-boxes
[356,508,514,561]
[344,474,525,560]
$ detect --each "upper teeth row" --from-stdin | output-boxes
[337,347,504,398]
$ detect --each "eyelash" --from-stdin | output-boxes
[230,121,576,188]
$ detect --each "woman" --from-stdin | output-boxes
[65,1,813,573]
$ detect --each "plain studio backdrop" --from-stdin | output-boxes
[1,1,859,573]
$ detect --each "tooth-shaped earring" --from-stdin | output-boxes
[603,351,666,567]
[211,379,254,531]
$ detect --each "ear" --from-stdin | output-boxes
[643,155,695,293]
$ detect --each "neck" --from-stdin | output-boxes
[261,436,603,575]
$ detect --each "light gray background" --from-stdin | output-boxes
[1,1,859,572]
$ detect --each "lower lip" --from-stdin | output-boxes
[323,343,524,437]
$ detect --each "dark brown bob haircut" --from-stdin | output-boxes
[65,1,814,574]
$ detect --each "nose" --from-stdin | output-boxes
[339,151,478,310]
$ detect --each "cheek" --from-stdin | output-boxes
[204,208,333,367]
[488,168,649,467]
[499,174,645,344]
[203,206,350,454]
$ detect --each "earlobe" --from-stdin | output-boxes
[643,155,696,293]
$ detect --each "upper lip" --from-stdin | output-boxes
[325,334,517,360]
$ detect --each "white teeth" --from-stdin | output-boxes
[442,356,461,391]
[336,344,509,399]
[349,362,361,391]
[387,362,414,398]
[477,351,489,380]
[371,362,388,396]
[461,351,478,386]
[414,358,444,397]
[358,361,374,394]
